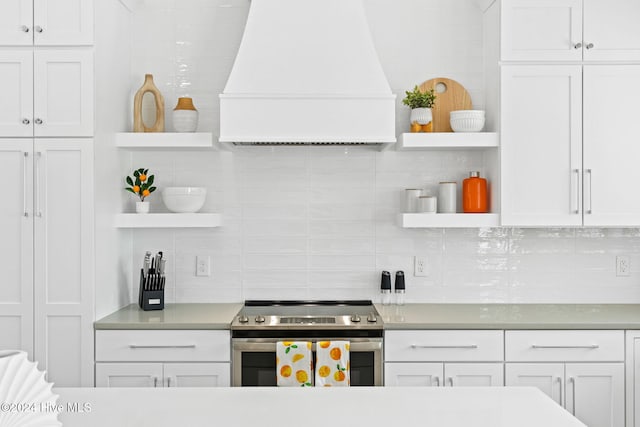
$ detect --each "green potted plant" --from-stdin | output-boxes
[403,85,437,132]
[125,168,156,213]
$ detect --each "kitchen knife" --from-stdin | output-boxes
[143,251,152,276]
[159,259,166,276]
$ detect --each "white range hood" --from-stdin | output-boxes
[219,0,396,147]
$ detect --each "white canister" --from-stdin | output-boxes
[438,182,457,213]
[417,196,437,213]
[404,189,423,213]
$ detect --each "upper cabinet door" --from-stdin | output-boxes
[33,0,93,45]
[501,65,583,227]
[0,0,93,46]
[0,51,33,137]
[501,0,583,61]
[0,0,33,45]
[583,0,640,61]
[33,50,94,137]
[583,65,640,226]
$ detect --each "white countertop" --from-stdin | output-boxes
[94,303,242,329]
[376,303,640,329]
[54,386,584,427]
[94,302,640,331]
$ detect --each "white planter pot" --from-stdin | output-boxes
[136,201,150,214]
[410,108,432,125]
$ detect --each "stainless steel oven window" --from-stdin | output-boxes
[232,338,383,386]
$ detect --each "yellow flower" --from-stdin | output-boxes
[133,185,140,193]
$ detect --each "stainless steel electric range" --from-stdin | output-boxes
[231,300,383,386]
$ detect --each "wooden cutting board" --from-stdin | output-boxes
[419,77,472,132]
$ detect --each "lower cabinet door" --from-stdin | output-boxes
[95,363,163,388]
[565,363,624,427]
[444,363,504,387]
[164,363,230,387]
[505,363,564,405]
[384,363,443,387]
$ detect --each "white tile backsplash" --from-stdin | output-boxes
[126,0,640,304]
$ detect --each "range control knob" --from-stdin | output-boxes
[366,313,377,323]
[238,315,249,323]
[350,314,361,323]
[255,315,266,323]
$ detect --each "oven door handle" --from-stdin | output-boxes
[232,341,382,352]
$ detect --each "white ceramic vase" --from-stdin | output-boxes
[172,97,198,132]
[136,201,150,214]
[410,107,432,125]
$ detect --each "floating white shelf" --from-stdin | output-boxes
[399,213,500,228]
[398,132,499,150]
[116,132,214,149]
[115,213,222,228]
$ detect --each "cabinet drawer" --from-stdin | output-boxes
[95,330,230,362]
[385,330,503,362]
[505,330,624,362]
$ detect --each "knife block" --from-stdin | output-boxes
[138,269,164,311]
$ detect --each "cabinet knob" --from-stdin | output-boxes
[22,118,30,125]
[34,118,43,125]
[34,26,43,33]
[573,42,582,49]
[21,25,30,33]
[586,43,594,49]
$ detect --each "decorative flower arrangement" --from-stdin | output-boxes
[125,168,156,201]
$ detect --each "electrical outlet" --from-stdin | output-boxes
[196,255,211,277]
[616,255,630,277]
[414,256,428,277]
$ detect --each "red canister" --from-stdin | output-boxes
[463,171,488,213]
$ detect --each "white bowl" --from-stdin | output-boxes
[162,187,207,213]
[450,110,485,132]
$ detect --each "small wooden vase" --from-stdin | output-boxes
[133,74,165,132]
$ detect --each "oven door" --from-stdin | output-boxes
[232,338,383,386]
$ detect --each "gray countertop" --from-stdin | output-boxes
[376,303,640,330]
[94,303,640,330]
[94,303,242,329]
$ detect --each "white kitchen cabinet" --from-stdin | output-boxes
[95,330,231,387]
[625,331,640,427]
[501,65,582,227]
[505,330,625,427]
[95,363,230,388]
[0,138,94,386]
[384,330,504,387]
[501,0,640,61]
[0,0,94,46]
[506,363,624,427]
[502,64,640,227]
[95,363,163,388]
[0,51,33,137]
[582,65,640,226]
[0,141,33,356]
[385,362,503,387]
[0,50,93,137]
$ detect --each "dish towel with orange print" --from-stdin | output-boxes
[315,341,350,387]
[276,341,313,387]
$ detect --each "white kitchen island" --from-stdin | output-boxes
[54,386,585,427]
